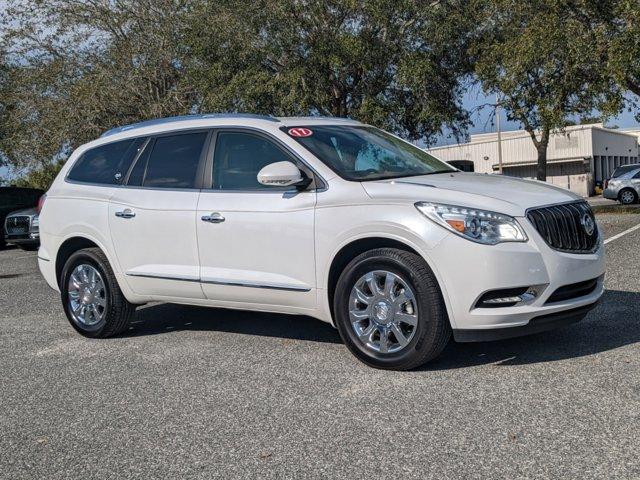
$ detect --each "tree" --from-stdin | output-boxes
[0,0,475,182]
[472,0,623,180]
[0,0,197,173]
[187,0,474,143]
[12,161,65,190]
[564,0,640,115]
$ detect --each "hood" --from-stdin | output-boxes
[361,172,582,217]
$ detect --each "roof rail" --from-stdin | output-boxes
[101,113,281,137]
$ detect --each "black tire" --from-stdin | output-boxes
[333,248,451,370]
[61,247,136,338]
[619,188,638,205]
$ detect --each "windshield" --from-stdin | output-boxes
[285,125,455,181]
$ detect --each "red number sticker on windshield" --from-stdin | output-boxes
[288,128,313,138]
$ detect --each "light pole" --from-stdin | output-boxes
[496,94,504,174]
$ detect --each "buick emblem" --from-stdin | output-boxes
[581,214,595,236]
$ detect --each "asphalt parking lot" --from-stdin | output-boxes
[1,213,639,480]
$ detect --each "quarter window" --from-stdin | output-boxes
[212,132,296,190]
[140,132,208,189]
[68,138,145,185]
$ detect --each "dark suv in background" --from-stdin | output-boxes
[0,187,44,249]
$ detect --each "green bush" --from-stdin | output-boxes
[13,161,64,190]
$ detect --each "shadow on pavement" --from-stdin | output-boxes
[426,289,640,370]
[123,302,342,344]
[122,289,640,366]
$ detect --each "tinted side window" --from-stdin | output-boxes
[68,138,145,185]
[634,170,640,179]
[142,132,207,189]
[213,132,294,190]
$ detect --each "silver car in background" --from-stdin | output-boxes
[604,165,640,205]
[4,207,40,250]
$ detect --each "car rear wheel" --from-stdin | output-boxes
[61,247,135,338]
[619,189,638,205]
[333,248,451,370]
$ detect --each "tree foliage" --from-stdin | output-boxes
[11,161,65,190]
[0,0,474,188]
[187,0,473,142]
[564,0,640,110]
[471,0,624,180]
[1,0,638,189]
[1,0,196,173]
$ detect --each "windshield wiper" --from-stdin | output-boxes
[419,170,455,176]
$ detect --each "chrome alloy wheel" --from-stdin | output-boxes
[67,264,107,327]
[349,270,419,354]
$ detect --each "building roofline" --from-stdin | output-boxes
[428,123,639,151]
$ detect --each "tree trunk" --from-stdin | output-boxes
[524,125,549,182]
[536,144,548,181]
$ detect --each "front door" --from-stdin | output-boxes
[197,130,317,311]
[109,130,210,299]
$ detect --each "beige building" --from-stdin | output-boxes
[427,124,640,197]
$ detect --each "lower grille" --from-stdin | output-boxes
[545,278,599,304]
[526,201,599,253]
[5,216,30,235]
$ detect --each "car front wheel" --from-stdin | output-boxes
[333,248,451,370]
[61,247,135,338]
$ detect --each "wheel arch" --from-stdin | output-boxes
[54,235,122,291]
[326,236,433,324]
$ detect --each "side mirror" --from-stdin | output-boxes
[257,161,310,189]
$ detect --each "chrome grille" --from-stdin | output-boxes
[5,216,30,235]
[526,202,599,253]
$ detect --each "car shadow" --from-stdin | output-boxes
[121,289,640,366]
[122,302,342,344]
[424,289,640,370]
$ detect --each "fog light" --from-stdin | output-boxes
[476,287,538,308]
[482,296,523,305]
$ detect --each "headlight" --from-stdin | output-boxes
[415,202,527,245]
[31,215,39,227]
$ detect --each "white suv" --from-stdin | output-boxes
[38,114,604,370]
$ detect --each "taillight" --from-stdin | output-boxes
[36,194,47,215]
[604,179,609,189]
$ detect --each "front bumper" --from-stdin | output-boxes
[453,302,598,342]
[603,188,618,200]
[426,218,605,335]
[5,233,40,246]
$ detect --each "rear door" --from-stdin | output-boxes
[109,130,211,299]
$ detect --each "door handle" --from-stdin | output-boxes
[201,212,225,223]
[115,209,136,219]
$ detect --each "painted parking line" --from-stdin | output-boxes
[604,223,640,245]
